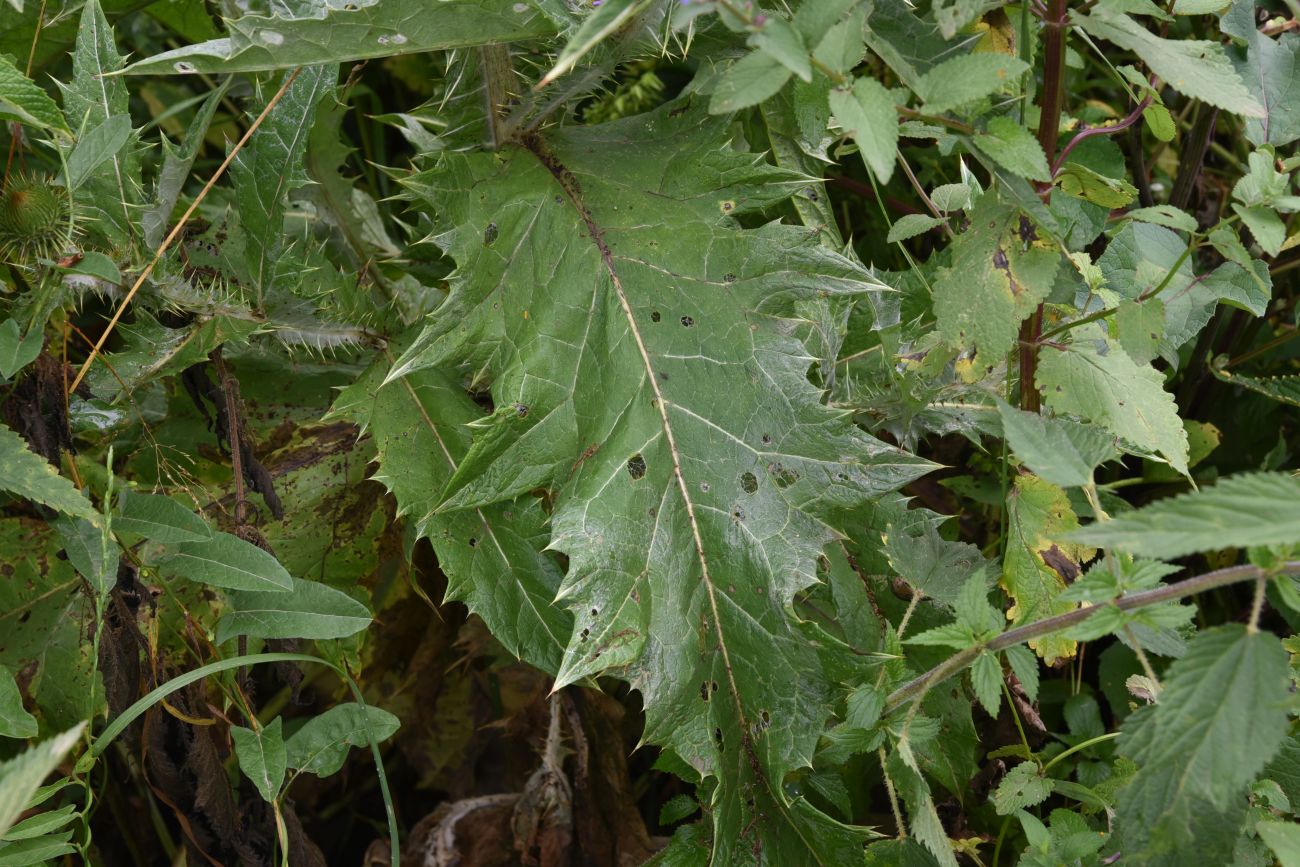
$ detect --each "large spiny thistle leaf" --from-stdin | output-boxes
[388,100,934,861]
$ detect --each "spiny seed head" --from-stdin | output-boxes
[0,173,71,264]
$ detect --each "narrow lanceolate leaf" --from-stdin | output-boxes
[1115,626,1290,859]
[143,80,229,248]
[327,360,571,675]
[0,423,98,523]
[1036,339,1189,476]
[231,718,286,803]
[934,195,1061,375]
[230,65,338,301]
[125,0,556,74]
[0,725,84,838]
[1071,472,1300,558]
[60,0,136,248]
[390,101,933,862]
[1003,474,1092,664]
[114,490,211,544]
[1072,9,1264,117]
[216,578,372,643]
[157,531,293,592]
[0,56,66,132]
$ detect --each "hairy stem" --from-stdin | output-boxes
[1018,0,1068,413]
[883,561,1300,714]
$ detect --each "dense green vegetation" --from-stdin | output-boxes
[1,0,1300,863]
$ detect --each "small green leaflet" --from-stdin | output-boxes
[1114,626,1289,859]
[157,531,293,591]
[53,516,119,599]
[994,762,1053,815]
[0,319,42,380]
[1258,821,1300,867]
[0,423,99,524]
[1071,472,1300,557]
[887,213,944,243]
[284,703,399,777]
[216,578,372,643]
[231,718,287,803]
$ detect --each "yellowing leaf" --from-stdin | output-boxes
[1001,474,1094,663]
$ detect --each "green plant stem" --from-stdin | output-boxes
[1039,731,1120,775]
[883,561,1300,713]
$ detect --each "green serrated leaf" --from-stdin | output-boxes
[230,65,338,301]
[886,213,944,243]
[913,53,1029,115]
[1115,626,1289,858]
[997,401,1117,488]
[970,651,1002,717]
[216,578,372,643]
[1258,820,1300,867]
[1073,8,1264,116]
[935,195,1061,373]
[0,56,66,132]
[1054,161,1137,207]
[709,50,793,114]
[157,531,294,591]
[1071,472,1300,557]
[1036,339,1189,475]
[994,762,1053,815]
[0,424,98,523]
[830,76,898,182]
[972,116,1051,182]
[0,320,43,381]
[231,718,286,803]
[1212,365,1300,407]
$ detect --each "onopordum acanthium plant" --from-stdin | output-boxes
[0,0,1298,863]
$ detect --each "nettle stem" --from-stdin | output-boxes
[1017,0,1068,413]
[883,561,1300,714]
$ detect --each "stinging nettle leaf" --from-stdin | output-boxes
[1070,472,1300,557]
[158,531,293,592]
[913,53,1029,115]
[1114,626,1290,859]
[971,116,1051,182]
[1036,339,1189,476]
[997,401,1118,488]
[709,50,794,114]
[216,578,372,643]
[388,100,934,861]
[1073,8,1264,117]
